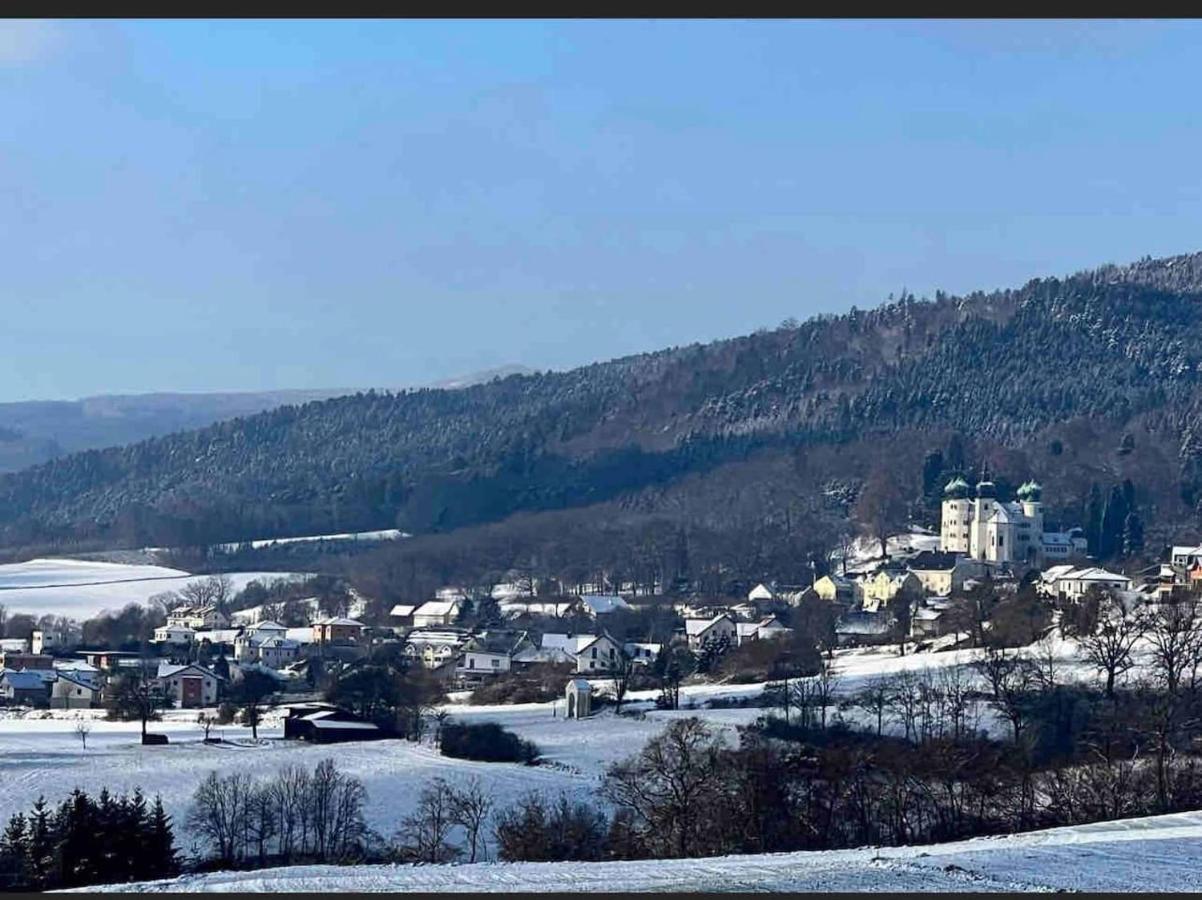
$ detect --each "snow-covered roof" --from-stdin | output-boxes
[748,583,775,601]
[579,595,630,615]
[0,639,29,652]
[314,617,365,628]
[685,615,732,636]
[251,620,286,632]
[512,646,575,665]
[1046,566,1131,583]
[390,604,418,617]
[414,600,459,617]
[156,662,221,680]
[0,670,48,690]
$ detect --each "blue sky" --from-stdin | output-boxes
[2,19,1201,401]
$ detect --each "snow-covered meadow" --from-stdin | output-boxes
[0,558,301,619]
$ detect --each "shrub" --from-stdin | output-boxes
[439,721,540,765]
[469,664,573,705]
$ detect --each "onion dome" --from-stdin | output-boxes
[943,476,970,498]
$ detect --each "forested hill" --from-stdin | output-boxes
[4,252,1202,551]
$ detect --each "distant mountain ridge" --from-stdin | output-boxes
[2,252,1202,551]
[0,365,534,474]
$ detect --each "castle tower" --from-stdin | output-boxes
[972,475,998,561]
[940,476,971,554]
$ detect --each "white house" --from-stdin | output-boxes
[747,583,776,602]
[166,605,230,630]
[572,633,625,673]
[155,663,223,708]
[50,672,101,709]
[412,600,463,628]
[1171,544,1202,569]
[456,632,534,680]
[153,624,197,646]
[684,614,738,652]
[735,616,792,645]
[1040,566,1132,600]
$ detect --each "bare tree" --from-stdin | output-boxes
[812,654,840,729]
[973,646,1036,745]
[188,771,253,865]
[852,467,908,560]
[601,718,727,858]
[179,575,235,611]
[1078,594,1145,698]
[74,720,91,749]
[852,674,891,736]
[450,776,494,863]
[396,777,460,863]
[609,650,635,714]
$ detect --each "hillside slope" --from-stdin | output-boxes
[3,253,1202,549]
[0,366,532,474]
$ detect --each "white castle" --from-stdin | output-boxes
[939,476,1049,565]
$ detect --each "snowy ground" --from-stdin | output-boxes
[75,811,1202,892]
[0,558,301,619]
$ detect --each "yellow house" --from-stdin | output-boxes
[858,570,923,613]
[813,574,856,604]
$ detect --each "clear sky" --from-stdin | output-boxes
[3,19,1201,401]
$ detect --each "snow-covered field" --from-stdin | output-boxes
[0,558,300,619]
[75,810,1202,893]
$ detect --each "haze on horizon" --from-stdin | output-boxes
[3,19,1201,403]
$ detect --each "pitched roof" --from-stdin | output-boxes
[314,617,365,627]
[390,604,418,617]
[908,550,964,572]
[413,600,460,617]
[1,670,48,690]
[685,614,733,636]
[578,595,630,615]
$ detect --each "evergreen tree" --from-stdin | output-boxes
[1101,484,1129,559]
[148,796,179,879]
[1086,483,1105,557]
[1123,511,1145,559]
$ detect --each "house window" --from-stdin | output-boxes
[491,659,500,668]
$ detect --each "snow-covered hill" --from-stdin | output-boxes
[0,558,299,619]
[75,810,1202,892]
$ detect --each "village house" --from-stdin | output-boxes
[576,595,631,617]
[623,641,663,665]
[388,604,418,629]
[404,627,471,668]
[31,627,80,656]
[1039,565,1133,600]
[835,610,894,647]
[684,614,738,652]
[813,574,858,606]
[50,672,101,709]
[735,615,792,646]
[153,623,197,646]
[540,632,627,673]
[859,569,924,613]
[0,670,51,706]
[167,604,230,630]
[906,551,980,597]
[1171,543,1202,569]
[311,617,366,645]
[155,662,223,709]
[412,600,463,628]
[236,622,302,669]
[456,631,535,683]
